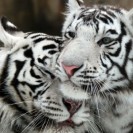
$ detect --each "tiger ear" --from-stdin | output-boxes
[128,8,133,23]
[67,0,84,12]
[0,16,24,48]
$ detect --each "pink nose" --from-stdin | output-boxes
[62,63,79,77]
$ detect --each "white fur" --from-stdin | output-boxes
[56,1,133,132]
[0,17,99,133]
[67,0,84,12]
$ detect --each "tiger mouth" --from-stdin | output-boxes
[58,120,83,128]
[62,98,82,115]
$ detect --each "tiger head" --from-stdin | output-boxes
[56,0,133,100]
[0,17,95,133]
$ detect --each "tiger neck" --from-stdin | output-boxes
[93,91,133,133]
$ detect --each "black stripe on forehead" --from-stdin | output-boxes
[78,9,98,21]
[77,5,123,25]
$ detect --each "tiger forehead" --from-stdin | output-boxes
[74,5,125,24]
[66,6,126,37]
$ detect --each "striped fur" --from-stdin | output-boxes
[0,17,99,133]
[56,0,133,132]
[0,17,65,133]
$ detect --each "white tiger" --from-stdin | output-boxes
[0,17,99,133]
[56,0,133,133]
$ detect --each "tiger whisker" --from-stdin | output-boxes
[21,111,42,133]
[49,119,54,133]
[12,109,37,123]
[43,117,50,133]
[101,82,117,105]
[30,111,45,132]
[87,119,100,133]
[3,100,33,106]
[38,114,49,133]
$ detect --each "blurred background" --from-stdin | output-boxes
[0,0,133,36]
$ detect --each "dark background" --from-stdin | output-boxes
[0,0,133,36]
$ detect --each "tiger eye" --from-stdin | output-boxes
[65,31,75,38]
[68,31,75,38]
[101,37,113,44]
[98,37,113,46]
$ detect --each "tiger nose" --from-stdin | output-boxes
[62,63,79,77]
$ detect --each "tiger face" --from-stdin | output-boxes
[34,80,97,133]
[56,0,133,100]
[0,17,96,133]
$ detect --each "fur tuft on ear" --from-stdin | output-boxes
[67,0,84,12]
[0,16,24,48]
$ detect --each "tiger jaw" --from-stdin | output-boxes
[33,80,91,132]
[33,100,90,131]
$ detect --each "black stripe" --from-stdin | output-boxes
[33,37,62,45]
[45,106,63,112]
[24,48,33,58]
[38,56,48,65]
[100,55,108,69]
[95,20,99,33]
[24,47,35,68]
[106,29,118,35]
[0,111,4,122]
[31,34,44,39]
[48,50,57,55]
[123,121,133,133]
[117,22,126,43]
[33,85,49,99]
[30,69,41,79]
[20,82,44,93]
[42,101,61,106]
[43,44,57,50]
[99,17,109,24]
[81,70,97,74]
[106,54,128,79]
[33,38,45,44]
[77,75,96,79]
[122,39,132,71]
[11,60,27,106]
[102,14,113,23]
[44,70,55,79]
[109,47,121,57]
[104,86,124,94]
[0,56,27,114]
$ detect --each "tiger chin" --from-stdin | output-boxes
[0,17,98,133]
[56,0,133,132]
